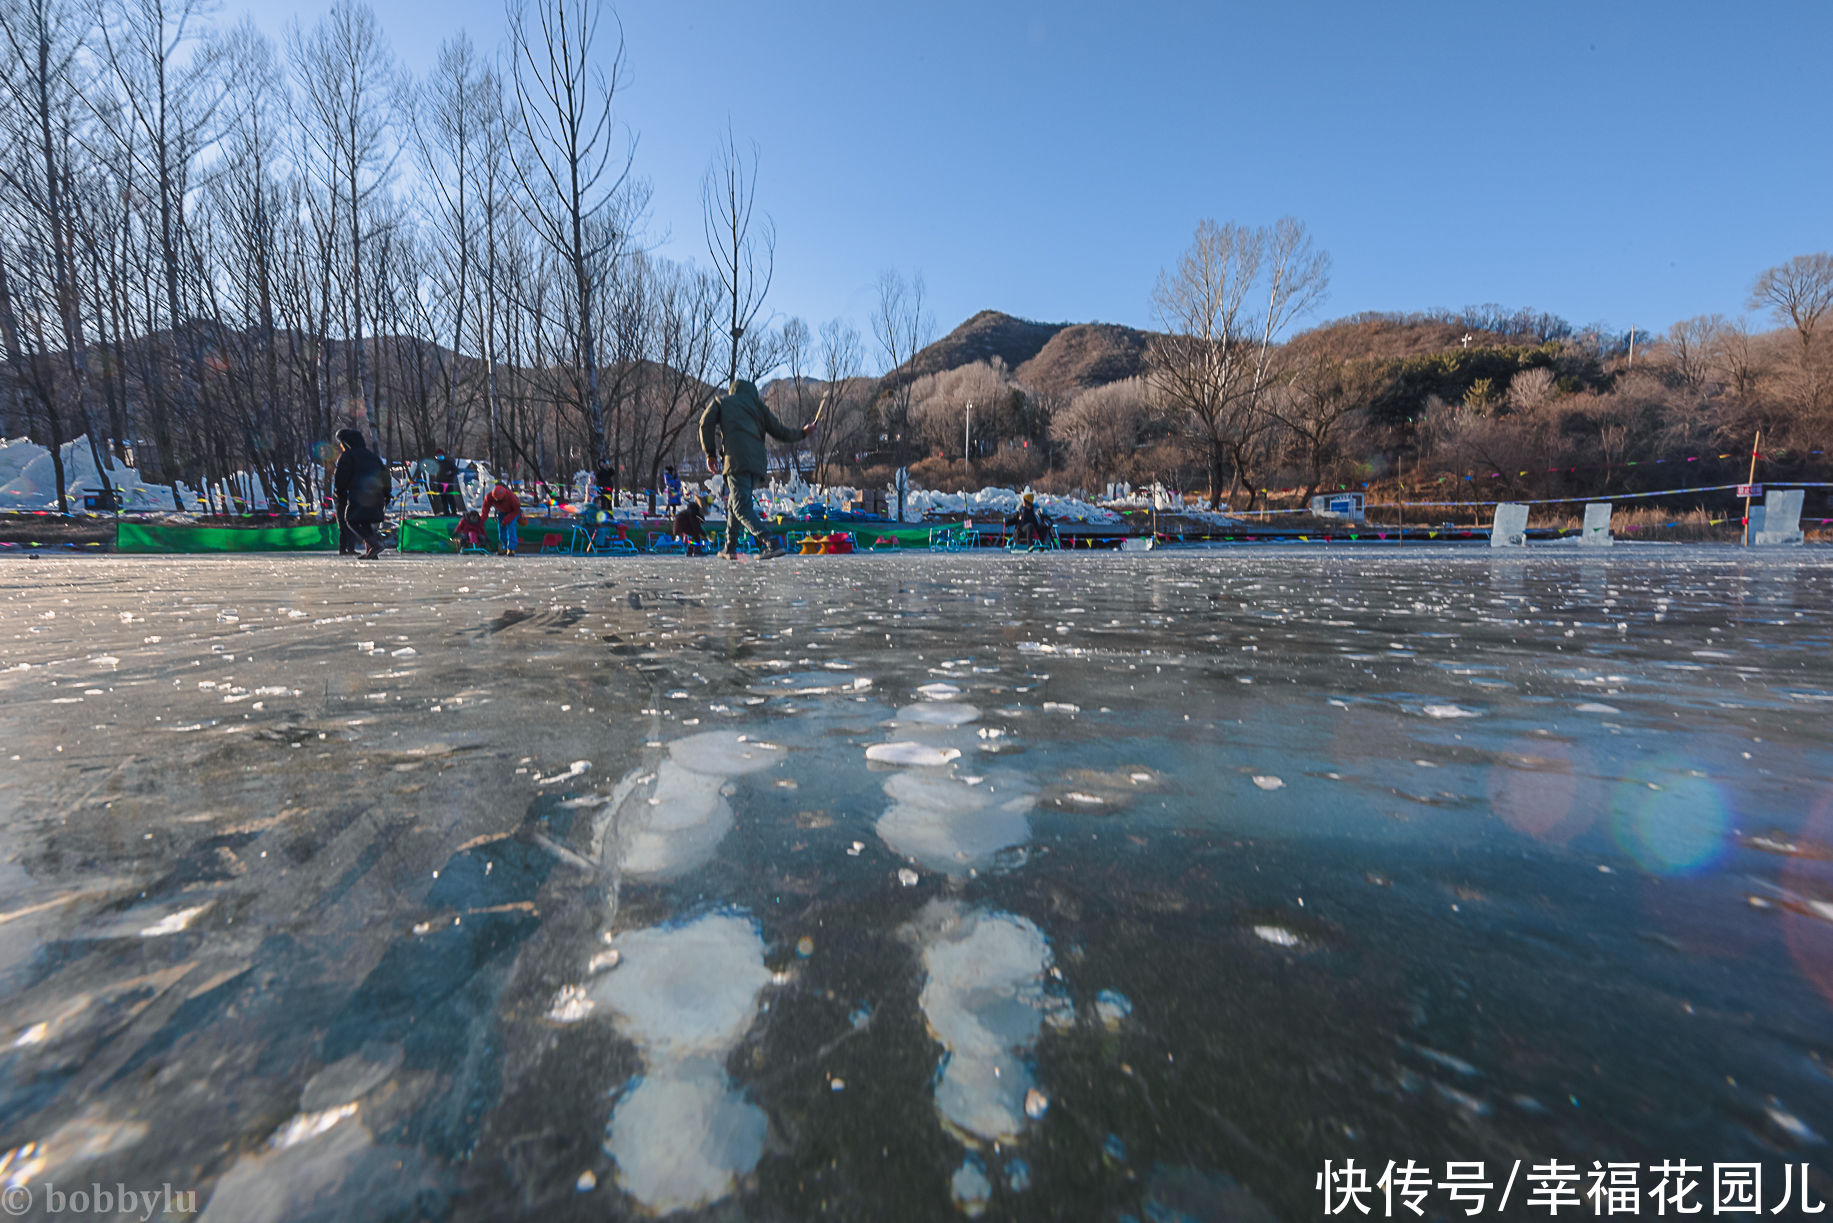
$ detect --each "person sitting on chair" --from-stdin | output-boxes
[674,495,708,554]
[1009,492,1051,547]
[453,509,488,552]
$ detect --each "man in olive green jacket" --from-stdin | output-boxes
[699,378,814,559]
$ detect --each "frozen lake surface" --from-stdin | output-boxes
[2,550,1832,1220]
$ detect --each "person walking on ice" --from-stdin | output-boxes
[333,428,391,560]
[698,378,815,560]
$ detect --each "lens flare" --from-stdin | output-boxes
[1488,738,1594,845]
[1609,765,1730,875]
[1780,787,1833,1009]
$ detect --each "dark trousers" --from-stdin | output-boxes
[341,507,384,554]
[721,472,775,554]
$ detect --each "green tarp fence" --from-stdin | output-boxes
[396,516,941,553]
[111,517,954,555]
[116,522,338,553]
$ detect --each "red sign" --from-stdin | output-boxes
[1737,484,1762,498]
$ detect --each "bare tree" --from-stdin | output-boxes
[408,32,493,452]
[701,121,772,388]
[811,317,862,483]
[1265,352,1373,502]
[0,0,105,508]
[506,0,635,469]
[1749,252,1832,412]
[870,268,929,460]
[290,0,395,426]
[1049,378,1159,483]
[1663,314,1723,395]
[92,0,222,487]
[1710,317,1759,404]
[1147,217,1328,508]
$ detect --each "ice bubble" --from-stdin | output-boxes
[916,682,963,700]
[1024,1088,1049,1119]
[1042,701,1080,714]
[951,1158,992,1216]
[894,702,981,727]
[915,904,1055,1144]
[609,763,733,882]
[1095,990,1133,1027]
[897,868,920,887]
[603,1061,767,1214]
[1575,703,1621,714]
[1253,925,1301,948]
[1251,775,1284,791]
[547,985,596,1023]
[535,760,591,785]
[754,671,845,695]
[587,913,772,1058]
[1766,1105,1821,1144]
[269,1103,359,1151]
[138,903,211,937]
[878,771,1031,876]
[668,730,784,776]
[866,742,962,767]
[593,913,772,1214]
[1422,705,1481,719]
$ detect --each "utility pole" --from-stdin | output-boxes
[964,401,973,483]
[1742,429,1761,548]
[1627,326,1636,369]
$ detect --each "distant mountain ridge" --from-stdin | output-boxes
[888,310,1159,401]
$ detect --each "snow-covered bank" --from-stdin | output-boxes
[0,436,185,512]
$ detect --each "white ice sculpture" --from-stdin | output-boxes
[1490,503,1529,548]
[1579,502,1614,548]
[1750,489,1805,547]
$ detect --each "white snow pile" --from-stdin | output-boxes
[0,435,184,512]
[898,486,1123,525]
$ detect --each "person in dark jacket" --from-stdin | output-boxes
[698,378,814,560]
[333,428,391,559]
[1008,491,1052,548]
[429,453,463,515]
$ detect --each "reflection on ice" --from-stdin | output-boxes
[589,912,773,1213]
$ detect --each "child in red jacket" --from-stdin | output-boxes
[452,510,488,552]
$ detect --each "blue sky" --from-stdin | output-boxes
[249,0,1832,356]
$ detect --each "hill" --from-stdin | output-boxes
[1015,323,1153,399]
[893,310,1065,388]
[886,310,1158,400]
